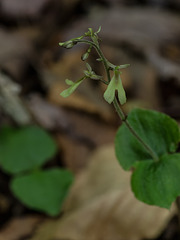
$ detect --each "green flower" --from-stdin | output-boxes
[83,63,102,80]
[104,69,126,105]
[60,77,85,98]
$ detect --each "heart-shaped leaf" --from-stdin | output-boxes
[0,126,57,174]
[11,168,74,216]
[131,154,180,208]
[115,109,180,170]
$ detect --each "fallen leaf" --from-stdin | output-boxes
[55,110,117,172]
[56,133,92,173]
[0,216,42,240]
[27,93,70,130]
[31,145,176,240]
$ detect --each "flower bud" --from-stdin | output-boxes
[59,40,76,49]
[81,52,89,61]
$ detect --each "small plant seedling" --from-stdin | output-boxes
[0,125,73,216]
[59,27,180,209]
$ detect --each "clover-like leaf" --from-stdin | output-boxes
[11,168,74,216]
[131,153,180,208]
[0,126,57,174]
[115,108,180,208]
[115,109,180,170]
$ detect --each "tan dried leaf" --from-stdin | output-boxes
[31,145,176,240]
[0,216,42,240]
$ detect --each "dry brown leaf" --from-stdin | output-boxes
[27,93,70,130]
[55,110,116,172]
[29,219,59,240]
[56,133,92,172]
[0,216,42,240]
[31,145,176,240]
[61,110,117,146]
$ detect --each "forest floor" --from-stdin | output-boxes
[0,0,180,239]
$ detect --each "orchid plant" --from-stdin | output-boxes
[59,27,180,210]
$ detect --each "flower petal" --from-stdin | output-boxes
[103,78,116,104]
[103,70,127,105]
[116,75,127,105]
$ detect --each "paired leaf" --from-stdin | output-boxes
[131,154,180,208]
[0,126,57,174]
[115,109,180,170]
[115,108,180,208]
[11,168,74,216]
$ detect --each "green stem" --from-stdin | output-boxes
[125,117,159,161]
[113,97,159,161]
[76,38,159,162]
[113,96,126,121]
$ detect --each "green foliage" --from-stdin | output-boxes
[115,109,180,208]
[11,169,73,216]
[0,125,74,216]
[59,27,180,210]
[131,154,180,208]
[115,109,180,170]
[0,126,57,174]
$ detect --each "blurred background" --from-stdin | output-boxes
[0,0,180,239]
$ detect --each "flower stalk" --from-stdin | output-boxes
[59,27,159,162]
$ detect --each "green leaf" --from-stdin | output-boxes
[131,154,180,208]
[0,126,57,174]
[115,109,180,170]
[11,168,74,216]
[60,78,84,98]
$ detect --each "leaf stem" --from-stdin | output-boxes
[113,97,159,161]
